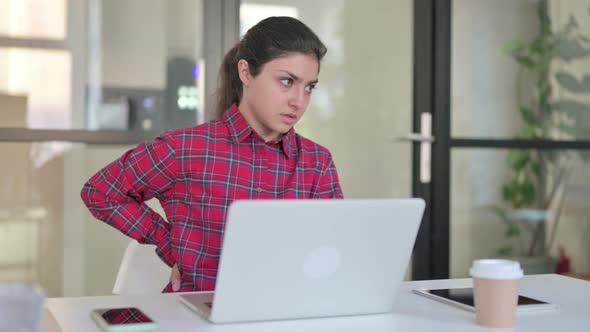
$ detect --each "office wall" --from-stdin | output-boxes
[0,94,65,296]
[100,0,203,89]
[100,0,167,88]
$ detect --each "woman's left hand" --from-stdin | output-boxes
[170,263,181,291]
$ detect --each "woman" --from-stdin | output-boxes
[81,16,343,293]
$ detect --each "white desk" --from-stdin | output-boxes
[43,274,589,331]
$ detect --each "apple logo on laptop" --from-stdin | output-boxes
[302,247,341,280]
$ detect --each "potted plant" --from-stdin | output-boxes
[494,1,590,274]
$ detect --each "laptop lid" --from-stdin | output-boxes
[210,198,425,323]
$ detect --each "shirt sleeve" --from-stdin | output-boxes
[313,155,344,199]
[80,133,179,267]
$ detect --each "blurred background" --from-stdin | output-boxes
[0,0,589,298]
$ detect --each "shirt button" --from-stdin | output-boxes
[256,187,263,193]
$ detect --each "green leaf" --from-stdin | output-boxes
[514,54,535,68]
[501,41,528,56]
[561,125,589,140]
[531,162,542,176]
[557,37,590,61]
[530,37,547,55]
[555,71,588,93]
[540,150,560,163]
[552,99,590,139]
[552,99,590,115]
[522,122,544,139]
[506,170,536,208]
[507,150,530,170]
[520,179,536,206]
[502,184,515,202]
[581,74,590,93]
[497,245,513,256]
[564,15,579,32]
[491,206,509,222]
[519,106,540,125]
[505,222,521,238]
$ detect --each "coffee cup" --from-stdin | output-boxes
[469,259,523,328]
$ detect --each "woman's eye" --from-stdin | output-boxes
[305,84,316,93]
[280,79,293,87]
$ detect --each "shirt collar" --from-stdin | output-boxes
[223,104,297,159]
[223,104,252,143]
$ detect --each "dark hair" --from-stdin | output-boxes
[215,16,327,118]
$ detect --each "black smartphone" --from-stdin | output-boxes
[91,307,158,332]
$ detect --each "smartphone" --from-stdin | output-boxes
[412,288,558,313]
[91,307,158,332]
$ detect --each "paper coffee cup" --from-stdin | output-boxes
[469,259,523,328]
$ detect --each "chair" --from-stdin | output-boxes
[112,241,171,294]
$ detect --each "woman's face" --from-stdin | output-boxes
[238,52,319,142]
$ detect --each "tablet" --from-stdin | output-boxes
[412,288,558,313]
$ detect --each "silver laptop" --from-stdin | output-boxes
[179,199,425,324]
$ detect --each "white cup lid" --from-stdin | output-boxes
[469,259,523,279]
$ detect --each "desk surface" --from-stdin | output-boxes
[43,274,589,332]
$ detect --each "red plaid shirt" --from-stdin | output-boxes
[81,104,343,292]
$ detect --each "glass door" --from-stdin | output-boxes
[435,0,590,279]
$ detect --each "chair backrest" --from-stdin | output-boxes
[112,241,171,294]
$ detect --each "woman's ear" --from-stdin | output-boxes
[237,59,251,87]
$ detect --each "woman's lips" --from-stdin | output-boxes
[281,114,297,125]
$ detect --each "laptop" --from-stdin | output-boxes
[179,198,425,324]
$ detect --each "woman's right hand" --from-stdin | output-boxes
[170,263,181,291]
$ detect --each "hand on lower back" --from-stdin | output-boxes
[170,263,181,291]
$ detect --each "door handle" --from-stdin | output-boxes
[396,133,435,143]
[393,113,433,183]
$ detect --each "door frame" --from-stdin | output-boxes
[411,0,451,280]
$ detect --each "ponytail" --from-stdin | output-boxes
[214,17,327,118]
[215,43,242,118]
